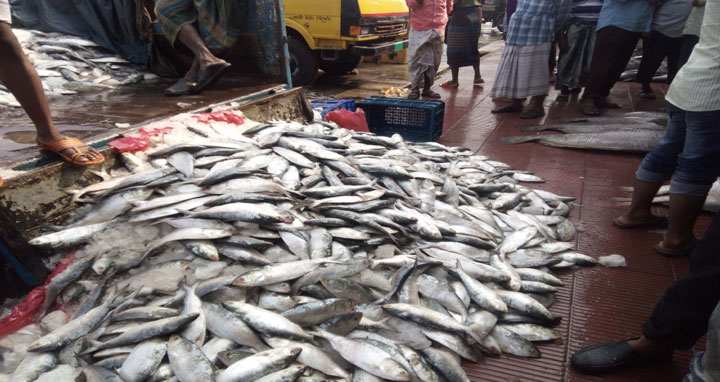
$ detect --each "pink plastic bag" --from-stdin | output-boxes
[107,126,173,154]
[325,108,370,133]
[192,111,245,125]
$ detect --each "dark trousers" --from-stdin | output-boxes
[643,214,720,349]
[637,31,683,85]
[582,26,640,100]
[679,34,700,70]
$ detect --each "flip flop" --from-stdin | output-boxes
[654,240,696,257]
[422,90,442,99]
[492,105,522,114]
[519,109,545,119]
[407,90,420,100]
[440,81,459,89]
[600,100,622,109]
[165,78,196,97]
[38,137,105,166]
[579,102,601,116]
[192,62,231,94]
[612,215,667,229]
[474,78,485,84]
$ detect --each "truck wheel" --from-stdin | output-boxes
[288,36,318,87]
[319,54,363,76]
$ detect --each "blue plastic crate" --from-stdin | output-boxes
[310,99,356,117]
[356,96,444,142]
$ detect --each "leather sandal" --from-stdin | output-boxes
[38,137,105,166]
[579,101,601,116]
[654,239,697,257]
[571,339,673,374]
[422,89,441,99]
[612,215,667,229]
[192,62,232,94]
[407,90,420,100]
[165,78,196,97]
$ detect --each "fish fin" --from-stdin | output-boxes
[515,125,549,132]
[498,135,543,145]
[551,117,589,123]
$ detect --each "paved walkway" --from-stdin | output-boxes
[434,45,711,381]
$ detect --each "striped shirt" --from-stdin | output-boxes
[666,0,720,111]
[506,0,571,46]
[0,0,10,24]
[570,0,603,23]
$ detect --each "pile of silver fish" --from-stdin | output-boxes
[500,111,668,153]
[1,29,155,107]
[1,115,596,382]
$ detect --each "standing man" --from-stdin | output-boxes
[489,0,571,119]
[578,0,657,115]
[555,0,603,101]
[155,0,236,96]
[441,0,484,89]
[406,0,453,100]
[636,0,693,100]
[610,1,720,257]
[0,0,104,188]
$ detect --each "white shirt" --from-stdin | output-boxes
[0,0,10,24]
[666,0,720,112]
[683,2,706,37]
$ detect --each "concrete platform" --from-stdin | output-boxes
[434,45,711,381]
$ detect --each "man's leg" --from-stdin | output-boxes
[0,23,100,163]
[176,23,228,82]
[679,34,700,69]
[666,36,684,84]
[572,213,720,375]
[422,33,443,98]
[581,27,639,113]
[615,103,686,227]
[660,107,720,254]
[636,31,669,99]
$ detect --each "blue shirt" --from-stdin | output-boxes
[506,0,571,46]
[595,0,654,33]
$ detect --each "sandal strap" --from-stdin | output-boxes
[40,137,88,151]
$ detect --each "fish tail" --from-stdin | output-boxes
[498,135,543,145]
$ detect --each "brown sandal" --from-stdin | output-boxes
[38,137,105,166]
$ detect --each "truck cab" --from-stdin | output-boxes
[284,0,410,86]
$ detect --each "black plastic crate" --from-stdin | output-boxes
[356,96,444,142]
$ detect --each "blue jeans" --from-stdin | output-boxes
[636,103,720,196]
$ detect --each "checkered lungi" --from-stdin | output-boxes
[490,42,551,99]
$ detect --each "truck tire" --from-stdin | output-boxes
[319,54,363,76]
[288,36,318,86]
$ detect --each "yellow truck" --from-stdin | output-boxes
[284,0,410,86]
